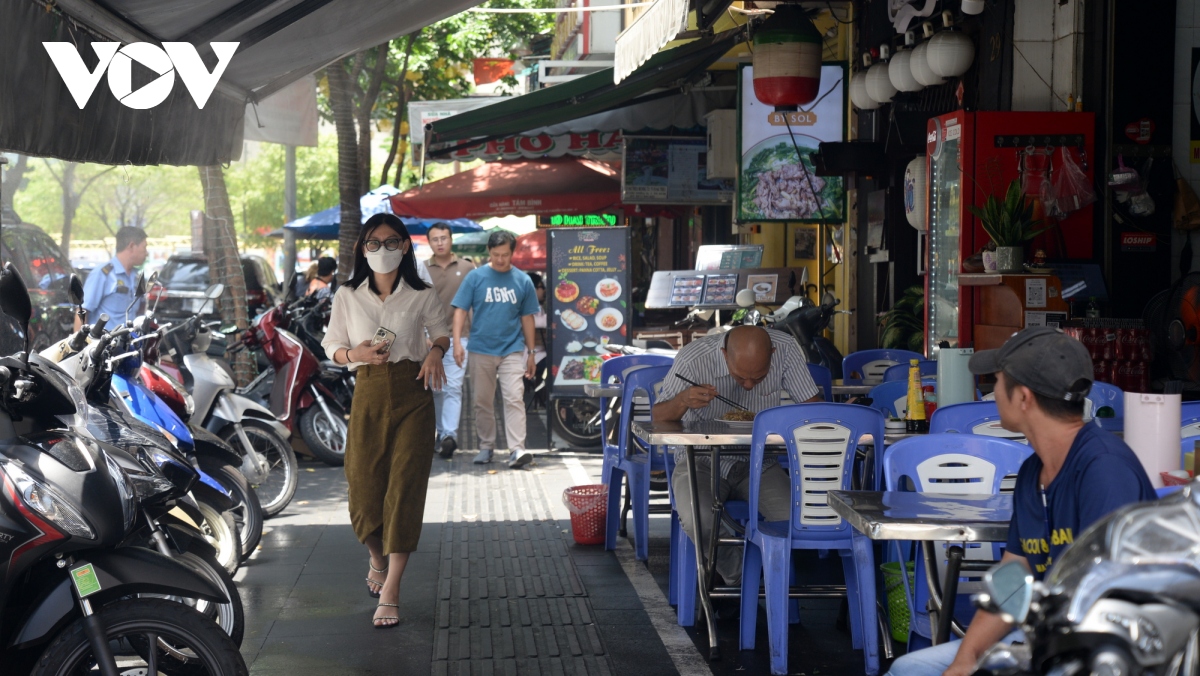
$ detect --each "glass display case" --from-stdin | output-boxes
[927,119,962,356]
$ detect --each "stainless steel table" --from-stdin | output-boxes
[630,419,906,661]
[832,380,875,397]
[583,383,622,398]
[827,490,1013,645]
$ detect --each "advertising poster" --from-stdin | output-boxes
[547,228,631,396]
[738,63,846,222]
[622,137,734,204]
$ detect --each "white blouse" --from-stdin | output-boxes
[322,278,449,370]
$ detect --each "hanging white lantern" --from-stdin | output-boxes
[904,156,928,230]
[927,12,975,78]
[910,41,945,87]
[849,72,879,110]
[889,49,923,92]
[866,62,897,104]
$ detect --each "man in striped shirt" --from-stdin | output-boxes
[654,325,821,585]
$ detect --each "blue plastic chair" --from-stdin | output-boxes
[739,404,886,676]
[600,356,673,560]
[929,401,1027,443]
[882,435,1032,644]
[882,360,937,382]
[807,362,833,401]
[867,378,935,419]
[1087,381,1124,432]
[842,349,924,386]
[1158,486,1184,498]
[1181,402,1200,438]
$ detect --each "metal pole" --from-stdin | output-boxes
[283,145,298,279]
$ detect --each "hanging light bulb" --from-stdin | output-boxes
[850,71,879,110]
[865,45,897,104]
[889,31,923,93]
[927,11,975,78]
[751,4,823,110]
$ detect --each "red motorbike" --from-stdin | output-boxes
[238,300,349,466]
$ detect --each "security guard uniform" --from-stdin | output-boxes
[81,255,140,322]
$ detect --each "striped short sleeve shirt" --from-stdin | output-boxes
[657,329,820,477]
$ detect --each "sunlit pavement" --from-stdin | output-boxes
[235,449,878,675]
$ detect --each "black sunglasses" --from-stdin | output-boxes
[364,237,405,252]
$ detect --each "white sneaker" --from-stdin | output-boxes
[473,449,493,464]
[506,449,533,469]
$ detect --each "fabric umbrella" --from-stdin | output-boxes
[283,185,482,239]
[511,229,547,272]
[389,157,621,219]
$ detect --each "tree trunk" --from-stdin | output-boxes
[327,61,362,284]
[356,43,390,197]
[382,32,419,188]
[197,165,254,386]
[0,154,28,221]
[60,163,76,259]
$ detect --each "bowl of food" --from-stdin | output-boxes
[560,309,587,332]
[720,409,756,427]
[555,280,580,303]
[596,278,622,302]
[595,308,623,332]
[576,296,599,315]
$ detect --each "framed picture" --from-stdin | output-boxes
[794,228,817,260]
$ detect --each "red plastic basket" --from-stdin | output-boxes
[562,484,608,545]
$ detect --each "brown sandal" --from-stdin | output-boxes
[373,602,400,628]
[366,560,387,598]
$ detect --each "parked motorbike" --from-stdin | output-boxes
[0,262,247,675]
[972,484,1200,676]
[149,281,298,517]
[233,284,348,467]
[772,290,847,380]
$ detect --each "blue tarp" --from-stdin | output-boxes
[282,185,482,239]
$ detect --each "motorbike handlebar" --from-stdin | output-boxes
[90,314,109,338]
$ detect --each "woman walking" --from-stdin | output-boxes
[322,213,449,628]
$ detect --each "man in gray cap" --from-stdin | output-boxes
[886,327,1155,676]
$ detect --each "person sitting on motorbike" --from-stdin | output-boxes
[653,325,821,586]
[886,327,1156,676]
[307,257,337,299]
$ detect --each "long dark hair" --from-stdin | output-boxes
[347,213,431,294]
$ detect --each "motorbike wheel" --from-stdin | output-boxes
[299,404,348,467]
[139,546,245,650]
[222,421,298,518]
[550,397,602,449]
[195,499,242,575]
[197,457,264,564]
[31,598,247,676]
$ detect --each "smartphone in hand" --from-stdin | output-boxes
[371,327,396,352]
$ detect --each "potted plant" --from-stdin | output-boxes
[968,180,1051,273]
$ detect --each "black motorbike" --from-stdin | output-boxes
[0,262,247,675]
[776,290,846,380]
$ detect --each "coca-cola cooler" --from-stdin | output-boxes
[924,111,1096,355]
[1064,323,1152,393]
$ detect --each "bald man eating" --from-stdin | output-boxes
[654,326,821,586]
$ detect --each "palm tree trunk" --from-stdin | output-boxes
[197,165,254,386]
[327,60,362,284]
[382,32,419,188]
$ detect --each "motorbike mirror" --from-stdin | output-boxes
[147,269,159,285]
[204,283,225,300]
[125,272,146,322]
[0,263,33,348]
[68,273,85,306]
[983,561,1034,624]
[735,288,756,309]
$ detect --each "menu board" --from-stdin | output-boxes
[694,244,764,271]
[702,274,739,305]
[737,64,846,223]
[670,276,705,305]
[546,228,632,396]
[622,137,734,205]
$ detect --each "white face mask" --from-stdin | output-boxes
[365,248,403,274]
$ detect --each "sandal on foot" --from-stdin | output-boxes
[366,560,388,598]
[373,602,400,628]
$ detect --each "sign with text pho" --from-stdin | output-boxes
[546,228,632,398]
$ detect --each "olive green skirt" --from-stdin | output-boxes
[344,360,435,554]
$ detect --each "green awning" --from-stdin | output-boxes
[426,27,746,147]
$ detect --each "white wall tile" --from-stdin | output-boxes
[1051,35,1079,109]
[1054,0,1082,40]
[1014,0,1055,42]
[1011,40,1055,111]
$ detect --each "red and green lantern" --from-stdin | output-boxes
[752,5,822,111]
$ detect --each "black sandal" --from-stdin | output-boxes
[374,602,400,628]
[366,560,387,598]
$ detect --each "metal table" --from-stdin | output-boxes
[631,419,906,662]
[827,490,1013,645]
[583,383,622,398]
[832,380,874,397]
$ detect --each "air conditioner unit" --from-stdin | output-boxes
[705,110,736,179]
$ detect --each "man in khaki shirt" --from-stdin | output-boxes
[426,223,476,458]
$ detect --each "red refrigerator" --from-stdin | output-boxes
[924,111,1096,355]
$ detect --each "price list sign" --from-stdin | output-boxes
[546,228,632,397]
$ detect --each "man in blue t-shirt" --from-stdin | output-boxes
[451,231,540,469]
[886,327,1155,676]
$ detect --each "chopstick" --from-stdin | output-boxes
[674,374,750,412]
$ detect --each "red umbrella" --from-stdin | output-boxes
[511,229,546,271]
[390,157,621,219]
